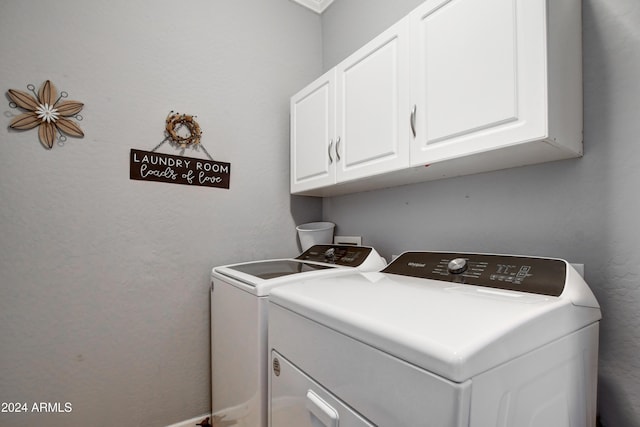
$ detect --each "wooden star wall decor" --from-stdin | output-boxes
[7,80,84,149]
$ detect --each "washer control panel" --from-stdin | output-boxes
[383,252,566,296]
[297,245,373,267]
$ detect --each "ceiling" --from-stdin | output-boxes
[291,0,336,14]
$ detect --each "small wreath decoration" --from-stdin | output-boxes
[165,111,202,148]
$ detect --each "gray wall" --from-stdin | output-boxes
[321,0,640,426]
[0,1,322,426]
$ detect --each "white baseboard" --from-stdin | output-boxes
[165,413,211,427]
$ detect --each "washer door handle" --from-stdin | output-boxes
[306,390,339,427]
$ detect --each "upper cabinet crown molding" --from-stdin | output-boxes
[290,0,336,14]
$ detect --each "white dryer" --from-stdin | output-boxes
[268,251,602,427]
[210,245,386,427]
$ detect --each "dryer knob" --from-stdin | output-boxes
[324,248,336,261]
[447,258,468,274]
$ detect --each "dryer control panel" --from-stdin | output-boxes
[383,252,566,297]
[297,245,374,267]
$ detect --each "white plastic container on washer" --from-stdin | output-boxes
[296,222,335,251]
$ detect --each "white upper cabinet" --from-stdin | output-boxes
[409,0,581,165]
[290,20,410,195]
[290,70,336,194]
[291,0,582,196]
[335,18,411,183]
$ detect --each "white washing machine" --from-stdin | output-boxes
[268,251,602,427]
[210,245,386,427]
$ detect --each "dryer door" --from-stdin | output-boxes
[270,351,374,427]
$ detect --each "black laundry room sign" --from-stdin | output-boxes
[129,149,230,189]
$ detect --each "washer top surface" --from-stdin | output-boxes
[222,259,334,280]
[269,251,602,382]
[212,245,386,296]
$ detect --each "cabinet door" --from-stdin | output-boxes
[291,69,336,194]
[335,18,411,183]
[410,0,548,166]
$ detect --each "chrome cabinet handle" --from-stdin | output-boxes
[335,137,341,161]
[328,139,334,164]
[410,105,417,138]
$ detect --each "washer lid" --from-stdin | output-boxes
[223,259,333,280]
[213,259,342,296]
[212,245,386,296]
[269,252,601,382]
